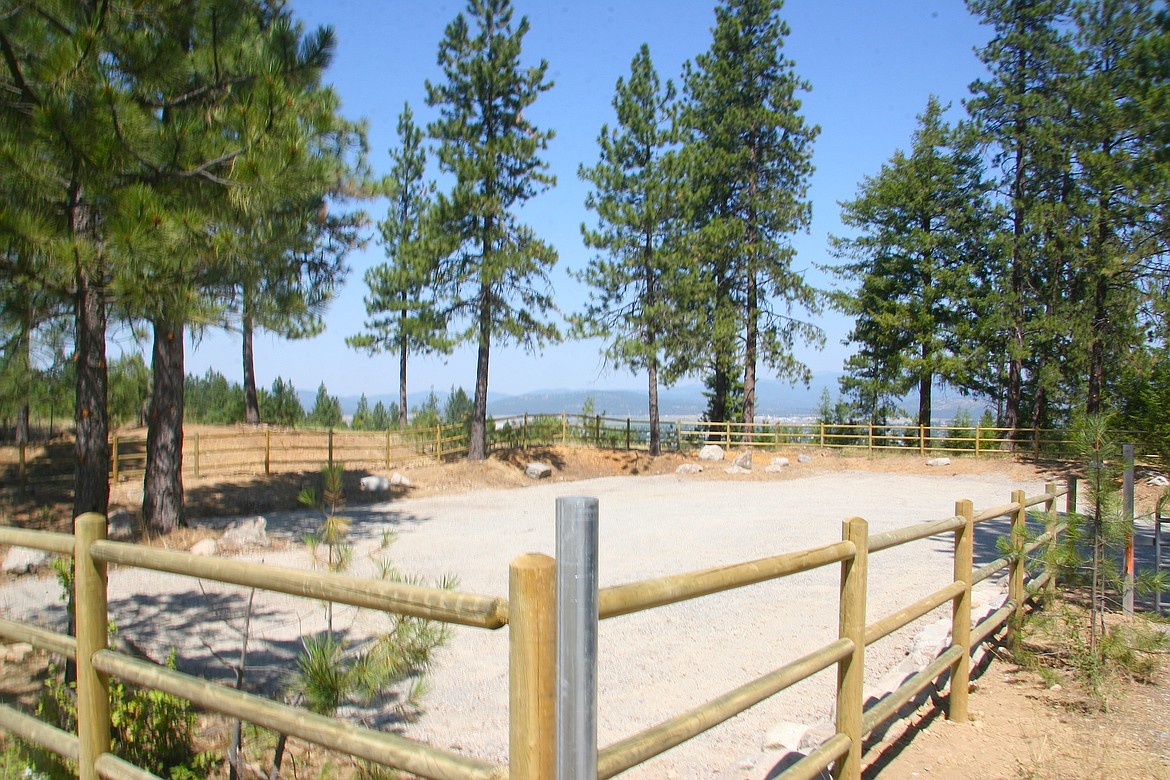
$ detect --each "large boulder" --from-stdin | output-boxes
[796,454,813,464]
[698,444,725,462]
[764,457,790,474]
[2,547,50,574]
[359,475,390,492]
[189,539,218,557]
[220,516,270,550]
[676,463,703,474]
[926,457,951,467]
[525,462,553,479]
[106,508,136,541]
[732,450,752,470]
[391,472,412,487]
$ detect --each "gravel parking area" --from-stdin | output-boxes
[1,467,1048,778]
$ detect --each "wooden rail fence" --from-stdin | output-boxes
[0,478,1071,779]
[1,414,1158,498]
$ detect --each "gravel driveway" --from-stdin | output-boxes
[1,468,1048,778]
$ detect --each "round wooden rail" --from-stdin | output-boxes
[0,616,76,659]
[89,540,509,630]
[92,650,500,780]
[598,539,855,619]
[597,638,854,778]
[0,703,80,761]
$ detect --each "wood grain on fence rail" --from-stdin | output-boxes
[89,540,509,629]
[598,539,855,619]
[0,617,76,659]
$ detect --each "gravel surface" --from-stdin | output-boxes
[1,468,1047,778]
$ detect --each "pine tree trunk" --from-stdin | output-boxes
[647,354,661,457]
[1086,271,1108,415]
[144,320,185,534]
[399,325,409,429]
[242,303,260,425]
[468,284,491,462]
[743,268,758,438]
[72,247,110,519]
[15,316,30,445]
[918,337,932,431]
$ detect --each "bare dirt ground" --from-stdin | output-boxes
[2,441,1168,779]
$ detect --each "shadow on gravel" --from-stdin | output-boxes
[185,468,417,521]
[105,584,427,729]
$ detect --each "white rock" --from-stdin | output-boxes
[1146,474,1169,487]
[2,547,50,574]
[763,721,808,751]
[796,454,813,464]
[525,462,552,479]
[771,457,790,467]
[390,472,412,487]
[764,464,786,473]
[732,450,753,470]
[4,642,34,664]
[698,444,725,462]
[798,722,837,750]
[107,508,136,541]
[360,475,390,492]
[221,516,270,550]
[724,465,751,475]
[676,463,703,474]
[926,457,951,467]
[189,539,218,557]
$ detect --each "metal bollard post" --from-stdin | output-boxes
[556,496,599,780]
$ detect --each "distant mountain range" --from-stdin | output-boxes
[310,372,985,422]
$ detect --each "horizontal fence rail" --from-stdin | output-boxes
[0,478,1073,779]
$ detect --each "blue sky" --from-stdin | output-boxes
[165,0,992,399]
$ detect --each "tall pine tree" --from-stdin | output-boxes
[349,103,452,429]
[426,0,560,461]
[827,97,991,432]
[678,0,822,434]
[577,44,692,455]
[966,0,1079,444]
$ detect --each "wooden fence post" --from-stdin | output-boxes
[975,426,982,457]
[919,424,926,456]
[265,429,272,475]
[435,425,441,464]
[834,516,868,780]
[724,420,731,449]
[110,436,119,484]
[950,499,974,722]
[523,413,529,448]
[193,432,200,478]
[384,428,391,470]
[75,512,110,780]
[1009,489,1026,644]
[819,422,825,448]
[1067,476,1077,515]
[595,415,601,446]
[867,424,873,456]
[626,418,631,450]
[328,429,334,468]
[509,553,556,780]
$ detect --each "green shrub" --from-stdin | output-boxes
[22,648,215,779]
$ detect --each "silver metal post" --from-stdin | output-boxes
[556,496,599,780]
